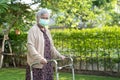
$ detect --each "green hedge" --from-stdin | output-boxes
[1,26,120,58]
[51,26,120,61]
[1,27,120,55]
[50,26,120,69]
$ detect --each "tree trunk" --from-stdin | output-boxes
[8,39,16,67]
[0,35,8,68]
[0,13,20,68]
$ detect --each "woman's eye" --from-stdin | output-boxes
[41,17,48,19]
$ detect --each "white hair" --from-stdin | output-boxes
[37,8,51,18]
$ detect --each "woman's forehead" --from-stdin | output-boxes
[41,14,49,18]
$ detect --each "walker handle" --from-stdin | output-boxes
[30,56,73,67]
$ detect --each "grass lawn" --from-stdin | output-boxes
[0,68,120,80]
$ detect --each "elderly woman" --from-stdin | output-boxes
[26,8,65,80]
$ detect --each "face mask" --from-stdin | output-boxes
[39,19,49,27]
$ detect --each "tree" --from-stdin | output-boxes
[0,0,8,13]
[0,0,35,68]
[37,0,119,28]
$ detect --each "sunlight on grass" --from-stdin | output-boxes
[0,68,119,80]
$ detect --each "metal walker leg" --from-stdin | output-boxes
[30,56,75,80]
[53,60,59,80]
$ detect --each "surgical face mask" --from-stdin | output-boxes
[39,19,49,27]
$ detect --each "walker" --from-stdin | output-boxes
[30,55,75,80]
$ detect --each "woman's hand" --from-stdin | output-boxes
[40,58,47,64]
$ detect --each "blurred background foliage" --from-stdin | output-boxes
[0,0,120,35]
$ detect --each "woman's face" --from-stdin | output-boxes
[38,13,49,27]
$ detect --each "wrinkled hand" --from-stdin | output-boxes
[60,55,66,60]
[40,58,47,64]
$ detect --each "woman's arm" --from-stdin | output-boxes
[27,29,47,64]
